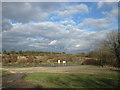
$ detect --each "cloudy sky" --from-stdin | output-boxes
[2,2,118,53]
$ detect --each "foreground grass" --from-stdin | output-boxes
[0,71,10,76]
[23,72,119,88]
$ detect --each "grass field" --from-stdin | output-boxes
[23,72,119,88]
[1,71,10,76]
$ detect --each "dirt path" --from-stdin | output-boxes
[1,65,118,74]
[2,73,41,88]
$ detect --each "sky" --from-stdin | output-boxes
[1,2,118,54]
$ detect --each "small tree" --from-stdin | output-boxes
[3,50,7,54]
[18,50,23,54]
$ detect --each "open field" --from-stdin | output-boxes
[2,65,120,88]
[23,72,119,88]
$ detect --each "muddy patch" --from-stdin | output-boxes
[2,73,38,88]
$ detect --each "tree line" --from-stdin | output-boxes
[2,50,64,55]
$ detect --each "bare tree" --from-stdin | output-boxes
[102,30,120,67]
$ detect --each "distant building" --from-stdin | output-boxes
[63,61,66,64]
[58,60,61,64]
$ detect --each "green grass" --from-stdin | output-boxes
[0,71,10,76]
[23,72,119,88]
[2,66,33,68]
[2,64,82,68]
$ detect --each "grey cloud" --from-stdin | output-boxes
[2,2,67,31]
[79,18,110,31]
[2,19,13,31]
[56,3,89,17]
[3,2,48,23]
[0,2,2,32]
[2,2,65,23]
[2,2,114,53]
[2,21,108,53]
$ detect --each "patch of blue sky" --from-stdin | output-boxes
[34,36,45,40]
[79,26,96,31]
[89,3,111,19]
[72,14,87,24]
[44,2,117,33]
[66,2,81,6]
[46,13,85,26]
[46,14,62,22]
[67,2,106,19]
[27,36,44,41]
[109,23,118,30]
[10,20,18,24]
[49,3,111,22]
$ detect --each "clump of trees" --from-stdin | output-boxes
[87,30,120,67]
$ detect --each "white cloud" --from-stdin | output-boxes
[98,2,117,9]
[60,19,76,25]
[79,5,118,31]
[75,44,81,47]
[79,18,110,31]
[2,20,108,53]
[2,2,89,31]
[56,3,89,17]
[98,2,103,8]
[104,8,118,18]
[48,40,57,45]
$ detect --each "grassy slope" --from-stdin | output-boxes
[23,72,119,88]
